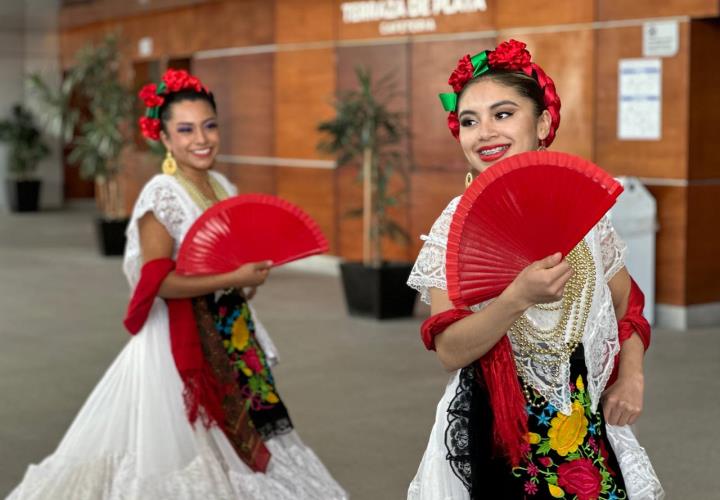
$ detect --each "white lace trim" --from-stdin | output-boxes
[606,425,666,499]
[407,199,628,414]
[7,432,348,500]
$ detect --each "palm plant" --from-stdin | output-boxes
[318,67,409,267]
[28,34,134,219]
[0,104,50,180]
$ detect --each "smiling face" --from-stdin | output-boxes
[160,98,219,173]
[458,77,551,173]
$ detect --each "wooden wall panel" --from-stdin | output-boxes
[335,0,494,40]
[410,37,495,171]
[597,0,719,21]
[275,0,336,43]
[215,163,277,194]
[688,20,720,181]
[274,48,336,159]
[495,0,594,28]
[647,185,687,306]
[595,23,689,178]
[59,0,218,29]
[275,167,337,253]
[516,30,595,159]
[686,185,720,304]
[193,54,274,157]
[408,170,464,256]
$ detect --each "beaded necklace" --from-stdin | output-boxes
[174,169,229,210]
[508,240,596,407]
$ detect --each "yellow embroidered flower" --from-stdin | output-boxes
[527,432,542,444]
[265,391,279,404]
[547,401,588,456]
[576,374,585,392]
[548,483,565,498]
[240,365,253,377]
[231,319,250,350]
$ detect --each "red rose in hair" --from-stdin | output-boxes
[163,69,204,93]
[557,458,602,500]
[447,111,460,139]
[488,39,531,71]
[139,116,161,141]
[448,54,475,93]
[138,83,164,108]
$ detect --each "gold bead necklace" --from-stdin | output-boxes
[174,169,229,210]
[508,240,596,407]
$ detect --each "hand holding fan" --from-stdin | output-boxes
[446,151,623,307]
[176,194,329,276]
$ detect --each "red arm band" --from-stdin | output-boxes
[420,308,472,351]
[618,277,651,350]
[123,258,175,334]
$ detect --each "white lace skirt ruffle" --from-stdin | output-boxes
[7,300,346,500]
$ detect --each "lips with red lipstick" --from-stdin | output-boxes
[477,144,510,163]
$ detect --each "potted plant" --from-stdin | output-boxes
[28,34,134,255]
[0,104,50,212]
[318,67,417,319]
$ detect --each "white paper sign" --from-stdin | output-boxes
[618,58,662,141]
[138,37,153,57]
[643,20,679,57]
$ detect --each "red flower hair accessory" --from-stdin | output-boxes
[137,69,209,141]
[438,39,561,145]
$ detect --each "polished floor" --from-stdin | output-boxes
[0,207,718,499]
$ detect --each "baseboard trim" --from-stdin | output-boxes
[656,302,720,329]
[280,255,341,276]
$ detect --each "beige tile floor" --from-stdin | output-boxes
[0,207,717,499]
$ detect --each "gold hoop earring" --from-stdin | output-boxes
[465,171,474,188]
[162,151,177,175]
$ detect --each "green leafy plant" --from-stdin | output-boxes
[318,67,409,267]
[28,34,134,219]
[0,104,50,180]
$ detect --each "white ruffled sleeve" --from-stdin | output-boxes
[407,197,461,305]
[597,215,628,282]
[122,175,191,288]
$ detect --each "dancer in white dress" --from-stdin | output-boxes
[7,69,348,500]
[406,40,663,499]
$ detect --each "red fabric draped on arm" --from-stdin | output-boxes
[421,308,528,466]
[608,277,651,386]
[123,258,271,472]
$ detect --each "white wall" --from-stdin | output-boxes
[0,0,62,211]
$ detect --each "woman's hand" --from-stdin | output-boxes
[602,372,644,426]
[504,252,573,309]
[227,261,273,289]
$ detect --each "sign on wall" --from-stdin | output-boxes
[340,0,488,35]
[618,58,662,141]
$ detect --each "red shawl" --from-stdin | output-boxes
[123,258,270,472]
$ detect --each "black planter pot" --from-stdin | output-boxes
[96,218,129,256]
[6,180,41,212]
[339,261,417,319]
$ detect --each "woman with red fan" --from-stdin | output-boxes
[7,70,347,500]
[406,40,663,500]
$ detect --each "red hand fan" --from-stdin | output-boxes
[176,194,329,276]
[446,151,623,307]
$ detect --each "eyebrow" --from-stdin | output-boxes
[458,99,520,118]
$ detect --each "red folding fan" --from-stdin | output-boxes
[446,151,623,307]
[176,194,329,276]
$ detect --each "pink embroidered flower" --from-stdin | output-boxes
[588,437,599,452]
[524,480,539,495]
[538,456,553,467]
[527,463,539,477]
[557,458,602,500]
[520,441,532,455]
[242,348,264,374]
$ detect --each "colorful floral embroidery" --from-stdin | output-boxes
[512,375,627,500]
[216,300,279,410]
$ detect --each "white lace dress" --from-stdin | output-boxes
[406,196,664,500]
[7,172,348,500]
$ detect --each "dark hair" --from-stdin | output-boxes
[158,89,217,133]
[458,69,545,118]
